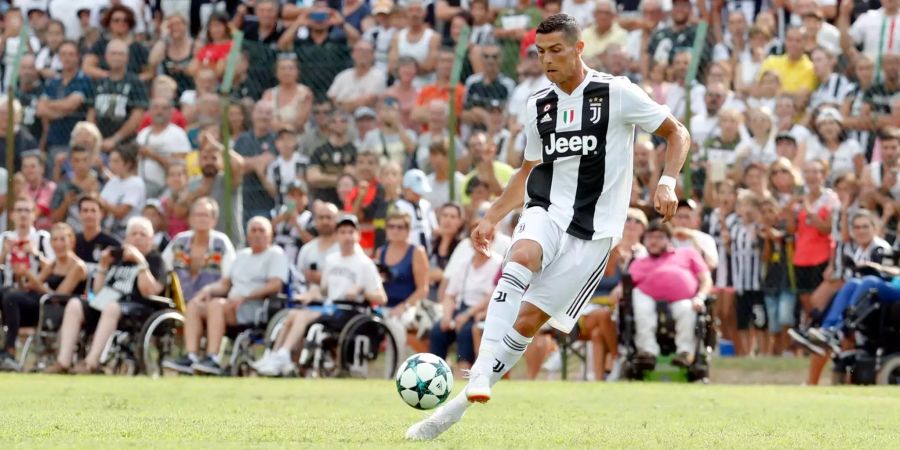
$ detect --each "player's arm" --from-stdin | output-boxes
[652,114,691,221]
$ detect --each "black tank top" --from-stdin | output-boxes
[163,39,195,96]
[46,263,87,297]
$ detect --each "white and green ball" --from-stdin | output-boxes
[395,353,454,410]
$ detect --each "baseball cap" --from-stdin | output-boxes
[775,132,797,144]
[373,0,393,15]
[287,179,307,194]
[403,169,432,195]
[354,106,377,120]
[815,107,843,125]
[337,214,359,229]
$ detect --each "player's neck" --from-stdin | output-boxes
[557,63,587,95]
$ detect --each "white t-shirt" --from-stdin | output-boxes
[295,238,340,287]
[850,9,900,60]
[327,67,388,105]
[227,246,290,299]
[423,172,465,209]
[136,124,192,195]
[805,138,863,184]
[672,230,719,270]
[321,249,383,303]
[446,253,503,309]
[561,0,595,29]
[100,175,146,237]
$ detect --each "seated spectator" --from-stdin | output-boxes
[768,156,801,206]
[1,197,55,295]
[414,99,467,171]
[690,82,730,151]
[0,97,39,174]
[99,145,146,238]
[296,202,341,291]
[74,194,120,273]
[735,107,777,169]
[758,27,817,100]
[461,44,516,126]
[429,203,465,291]
[45,217,165,374]
[362,98,417,166]
[136,76,189,132]
[18,151,56,230]
[383,58,421,130]
[671,199,718,271]
[397,169,439,255]
[308,111,357,205]
[261,56,313,133]
[412,48,464,126]
[50,145,100,231]
[137,96,192,198]
[387,0,439,86]
[734,26,773,98]
[82,5,149,80]
[271,180,314,265]
[806,107,864,185]
[187,12,233,80]
[461,131,514,205]
[187,134,246,244]
[429,230,502,373]
[423,140,465,209]
[88,39,149,153]
[808,47,855,114]
[700,109,744,185]
[38,40,92,166]
[774,94,812,163]
[746,70,779,113]
[328,40,387,113]
[146,14,196,97]
[186,217,288,375]
[376,212,430,353]
[254,214,385,376]
[629,220,712,367]
[180,68,219,125]
[0,223,87,371]
[580,0,627,62]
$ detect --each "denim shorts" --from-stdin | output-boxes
[764,291,796,333]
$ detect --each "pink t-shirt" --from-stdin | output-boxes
[629,247,707,302]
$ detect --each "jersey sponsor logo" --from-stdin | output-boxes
[540,113,551,124]
[543,132,599,157]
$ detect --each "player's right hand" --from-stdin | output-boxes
[653,184,678,222]
[471,219,496,257]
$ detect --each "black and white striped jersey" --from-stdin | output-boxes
[705,208,739,288]
[522,69,670,240]
[809,73,855,112]
[730,221,762,293]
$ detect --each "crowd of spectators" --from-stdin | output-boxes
[0,0,898,383]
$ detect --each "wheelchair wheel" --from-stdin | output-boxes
[263,309,294,349]
[336,315,398,379]
[137,309,186,377]
[876,355,900,385]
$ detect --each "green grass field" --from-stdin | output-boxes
[0,374,897,449]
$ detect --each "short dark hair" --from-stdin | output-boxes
[102,4,136,29]
[645,219,672,238]
[880,127,900,145]
[77,192,103,211]
[536,14,580,43]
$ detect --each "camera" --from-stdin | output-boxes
[109,247,124,260]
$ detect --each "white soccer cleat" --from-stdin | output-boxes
[404,398,467,441]
[465,371,491,403]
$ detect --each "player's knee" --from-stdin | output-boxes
[509,242,542,273]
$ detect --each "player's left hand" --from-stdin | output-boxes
[653,183,678,222]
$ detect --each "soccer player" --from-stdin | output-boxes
[405,14,690,440]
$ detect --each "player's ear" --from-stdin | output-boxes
[575,39,584,56]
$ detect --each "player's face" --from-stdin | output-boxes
[535,32,584,86]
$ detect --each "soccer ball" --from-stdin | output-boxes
[395,353,454,410]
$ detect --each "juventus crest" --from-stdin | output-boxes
[588,96,604,124]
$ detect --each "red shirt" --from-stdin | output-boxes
[344,181,381,252]
[137,109,187,132]
[629,247,708,302]
[197,41,233,66]
[794,205,834,267]
[415,83,465,131]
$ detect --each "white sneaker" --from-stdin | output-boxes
[405,396,467,441]
[257,351,291,377]
[606,356,623,382]
[250,351,272,371]
[465,370,491,403]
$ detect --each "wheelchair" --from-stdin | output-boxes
[830,287,900,385]
[617,275,717,383]
[261,300,400,379]
[221,295,290,377]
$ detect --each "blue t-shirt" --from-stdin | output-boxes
[41,70,93,147]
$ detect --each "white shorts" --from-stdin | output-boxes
[510,207,616,334]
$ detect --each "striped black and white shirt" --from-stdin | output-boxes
[730,221,762,293]
[705,209,739,288]
[809,73,855,112]
[522,69,669,240]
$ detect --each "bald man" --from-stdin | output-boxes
[191,216,290,375]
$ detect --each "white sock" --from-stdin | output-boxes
[479,262,533,347]
[187,352,198,363]
[472,328,533,386]
[442,392,471,417]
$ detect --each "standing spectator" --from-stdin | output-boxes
[664,51,706,120]
[690,82,730,149]
[187,135,246,244]
[99,145,146,238]
[734,26,774,98]
[758,27,817,98]
[0,197,54,292]
[362,0,398,73]
[299,100,336,160]
[160,198,237,374]
[180,68,218,125]
[671,199,719,271]
[412,48,465,126]
[35,19,66,80]
[147,14,196,97]
[388,0,440,85]
[396,169,438,254]
[0,8,40,91]
[37,41,93,163]
[787,159,839,327]
[774,94,812,161]
[238,0,284,94]
[296,202,340,290]
[88,39,149,153]
[461,131,513,205]
[414,100,467,171]
[840,0,900,62]
[271,180,313,264]
[808,47,855,114]
[308,111,358,205]
[362,98,417,166]
[383,59,419,130]
[424,140,465,208]
[759,197,795,355]
[265,126,309,207]
[429,202,465,290]
[507,46,549,126]
[736,108,777,168]
[806,107,864,185]
[18,152,57,230]
[493,0,543,77]
[187,12,233,80]
[344,150,384,254]
[376,212,430,356]
[329,40,388,113]
[136,97,192,198]
[647,0,696,70]
[842,55,877,159]
[462,44,517,126]
[261,56,314,133]
[862,54,900,135]
[73,194,120,273]
[16,54,44,147]
[727,191,766,355]
[50,145,100,231]
[233,102,277,224]
[279,1,359,102]
[160,163,191,238]
[82,4,149,80]
[0,97,39,174]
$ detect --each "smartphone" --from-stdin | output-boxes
[310,262,318,271]
[285,200,297,212]
[109,247,124,260]
[309,11,329,22]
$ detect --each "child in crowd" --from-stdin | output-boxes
[266,127,309,207]
[729,190,766,355]
[271,180,314,265]
[759,197,795,355]
[159,163,190,238]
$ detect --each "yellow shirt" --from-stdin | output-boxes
[758,54,818,94]
[581,23,629,61]
[461,161,515,205]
